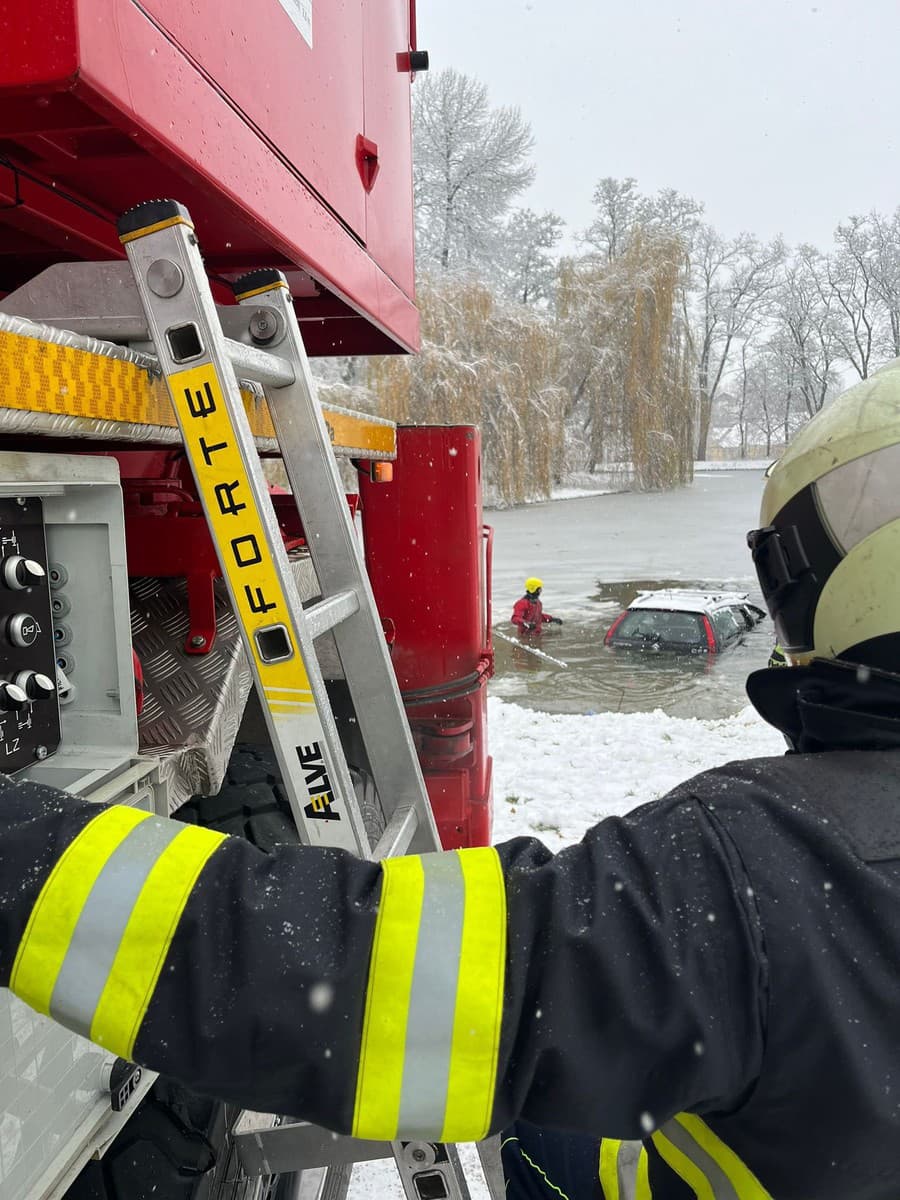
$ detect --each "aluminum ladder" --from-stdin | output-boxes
[118,199,503,1200]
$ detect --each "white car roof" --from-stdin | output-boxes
[627,588,752,614]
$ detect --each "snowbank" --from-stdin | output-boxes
[489,696,786,846]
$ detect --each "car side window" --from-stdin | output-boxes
[712,607,743,645]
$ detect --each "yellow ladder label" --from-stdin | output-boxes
[169,363,312,704]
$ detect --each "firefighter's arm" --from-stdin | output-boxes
[0,774,382,1132]
[0,774,765,1145]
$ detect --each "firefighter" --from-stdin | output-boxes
[768,642,788,668]
[3,361,900,1199]
[511,576,563,631]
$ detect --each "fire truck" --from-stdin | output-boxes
[0,2,495,1196]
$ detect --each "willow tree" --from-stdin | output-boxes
[368,276,565,505]
[557,231,694,489]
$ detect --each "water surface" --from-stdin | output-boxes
[488,469,773,718]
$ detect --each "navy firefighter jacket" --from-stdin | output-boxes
[0,657,899,1198]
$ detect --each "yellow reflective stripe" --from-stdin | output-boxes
[441,846,507,1142]
[0,325,395,454]
[10,806,150,1014]
[233,281,289,301]
[353,855,425,1139]
[635,1149,651,1200]
[652,1129,716,1200]
[599,1139,621,1200]
[675,1115,772,1200]
[90,823,226,1057]
[119,215,193,244]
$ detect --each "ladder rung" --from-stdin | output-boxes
[305,590,360,639]
[371,806,419,861]
[224,338,295,388]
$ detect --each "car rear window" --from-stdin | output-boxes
[613,609,705,646]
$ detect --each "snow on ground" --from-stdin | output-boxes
[349,698,785,1198]
[548,485,614,501]
[489,696,786,847]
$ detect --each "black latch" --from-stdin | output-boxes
[104,1058,143,1113]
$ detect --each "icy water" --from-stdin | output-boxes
[488,468,774,719]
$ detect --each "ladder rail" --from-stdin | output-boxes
[119,204,371,858]
[234,273,441,854]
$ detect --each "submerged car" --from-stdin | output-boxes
[604,589,767,654]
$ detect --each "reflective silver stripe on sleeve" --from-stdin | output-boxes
[49,816,183,1037]
[397,851,466,1136]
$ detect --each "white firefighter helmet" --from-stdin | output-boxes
[748,357,900,670]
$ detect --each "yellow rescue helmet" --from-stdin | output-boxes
[524,577,543,594]
[748,357,900,670]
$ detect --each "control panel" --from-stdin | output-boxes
[0,498,61,772]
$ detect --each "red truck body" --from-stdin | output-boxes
[360,426,495,848]
[0,0,420,354]
[0,0,494,849]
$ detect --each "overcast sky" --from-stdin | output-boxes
[417,0,900,250]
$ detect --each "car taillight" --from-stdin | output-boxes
[701,614,717,652]
[604,612,628,644]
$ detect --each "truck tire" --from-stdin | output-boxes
[178,742,385,848]
[65,742,379,1200]
[177,743,301,847]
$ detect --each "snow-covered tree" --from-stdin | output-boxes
[826,217,884,380]
[367,276,565,505]
[557,230,694,489]
[412,69,535,272]
[583,177,702,263]
[770,247,841,418]
[686,227,785,460]
[868,209,900,358]
[494,208,565,306]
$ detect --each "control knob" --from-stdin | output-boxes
[0,683,29,713]
[7,613,41,648]
[14,671,56,701]
[2,557,45,591]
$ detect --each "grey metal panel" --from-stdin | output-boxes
[132,575,252,812]
[0,451,137,767]
[131,557,344,812]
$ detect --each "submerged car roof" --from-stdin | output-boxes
[627,589,752,614]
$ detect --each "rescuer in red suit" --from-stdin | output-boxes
[511,577,563,631]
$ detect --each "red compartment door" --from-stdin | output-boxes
[118,0,366,241]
